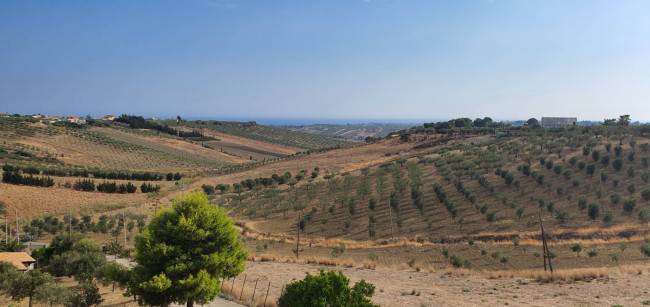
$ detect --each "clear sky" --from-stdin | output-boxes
[1,0,649,122]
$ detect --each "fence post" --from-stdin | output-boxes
[251,278,259,302]
[239,276,247,300]
[264,281,271,306]
[231,276,236,292]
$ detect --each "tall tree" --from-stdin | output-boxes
[618,114,630,126]
[132,191,248,307]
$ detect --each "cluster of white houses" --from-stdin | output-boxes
[541,117,577,128]
[0,113,116,124]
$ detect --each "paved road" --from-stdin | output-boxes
[106,255,244,307]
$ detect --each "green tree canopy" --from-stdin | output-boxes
[132,191,248,307]
[278,269,379,307]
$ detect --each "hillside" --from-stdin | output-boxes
[2,119,650,276]
[282,123,415,141]
[164,119,354,150]
[222,126,650,241]
[0,116,246,171]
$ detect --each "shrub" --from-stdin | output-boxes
[603,211,613,223]
[623,199,636,214]
[577,198,587,211]
[486,211,496,222]
[641,244,650,258]
[441,246,450,258]
[331,244,345,257]
[613,158,623,171]
[587,249,599,258]
[588,203,600,220]
[278,269,378,307]
[570,243,582,256]
[201,184,215,195]
[642,189,650,202]
[368,197,376,210]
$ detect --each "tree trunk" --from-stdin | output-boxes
[186,299,194,307]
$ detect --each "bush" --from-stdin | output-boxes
[587,249,599,258]
[331,244,345,257]
[570,243,582,256]
[201,184,215,195]
[603,211,613,223]
[623,199,636,214]
[577,198,587,211]
[588,203,600,220]
[278,269,378,307]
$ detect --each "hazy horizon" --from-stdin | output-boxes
[1,1,649,121]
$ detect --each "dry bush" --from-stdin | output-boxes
[317,257,340,266]
[304,256,340,266]
[424,264,436,273]
[414,264,422,272]
[361,260,377,269]
[440,267,471,276]
[247,254,257,261]
[304,257,318,264]
[259,254,277,262]
[341,258,355,268]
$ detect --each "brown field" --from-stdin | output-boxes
[221,260,650,307]
[185,126,302,160]
[0,182,154,218]
[194,134,449,187]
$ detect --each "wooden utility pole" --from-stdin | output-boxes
[388,201,394,239]
[69,206,72,235]
[296,212,301,259]
[15,209,19,243]
[123,212,127,248]
[539,214,553,273]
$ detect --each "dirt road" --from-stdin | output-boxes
[238,261,650,307]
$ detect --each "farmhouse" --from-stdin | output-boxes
[102,114,116,121]
[0,252,36,271]
[0,113,9,117]
[541,117,577,128]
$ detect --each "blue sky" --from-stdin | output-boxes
[1,0,649,122]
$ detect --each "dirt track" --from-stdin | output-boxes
[239,261,650,306]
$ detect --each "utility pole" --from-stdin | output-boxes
[123,211,127,248]
[296,212,300,259]
[69,206,72,235]
[539,213,553,273]
[388,201,394,240]
[15,209,19,243]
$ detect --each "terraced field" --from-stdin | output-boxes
[0,117,253,171]
[169,120,354,150]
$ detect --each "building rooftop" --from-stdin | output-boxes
[0,252,36,271]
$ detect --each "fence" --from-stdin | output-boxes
[220,275,283,307]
